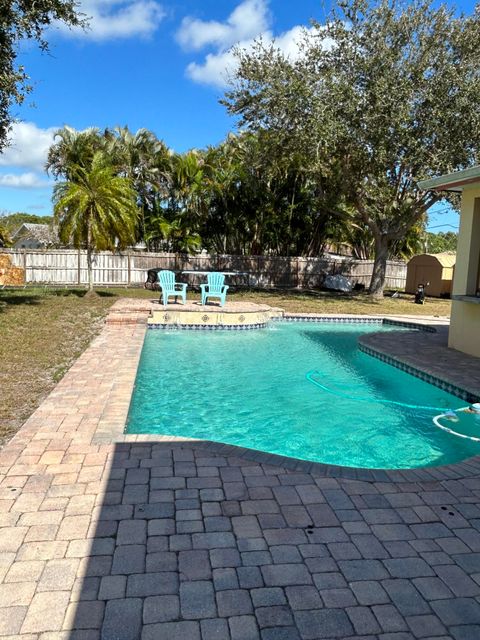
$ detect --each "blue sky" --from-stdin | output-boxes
[0,0,474,231]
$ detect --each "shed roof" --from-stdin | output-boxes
[410,252,456,267]
[418,165,480,192]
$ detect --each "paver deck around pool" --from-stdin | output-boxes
[1,298,480,640]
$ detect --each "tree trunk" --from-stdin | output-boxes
[86,246,93,291]
[86,219,93,292]
[368,234,389,298]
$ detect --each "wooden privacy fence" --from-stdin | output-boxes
[1,249,407,289]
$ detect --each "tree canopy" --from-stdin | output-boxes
[44,118,460,287]
[4,0,477,296]
[426,231,458,254]
[0,212,53,232]
[223,0,480,294]
[0,223,11,247]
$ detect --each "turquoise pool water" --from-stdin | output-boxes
[126,322,479,469]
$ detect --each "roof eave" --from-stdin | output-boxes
[418,165,480,192]
[10,223,28,239]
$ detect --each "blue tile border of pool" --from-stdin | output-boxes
[358,342,477,403]
[382,318,437,332]
[113,311,480,483]
[282,315,437,332]
[281,315,382,324]
[147,322,268,330]
[147,316,436,332]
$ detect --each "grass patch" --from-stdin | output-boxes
[0,288,114,445]
[228,289,451,316]
[0,285,450,446]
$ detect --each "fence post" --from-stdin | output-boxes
[77,249,81,285]
[127,252,131,286]
[23,249,27,283]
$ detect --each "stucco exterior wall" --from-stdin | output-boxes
[449,300,480,357]
[448,185,480,357]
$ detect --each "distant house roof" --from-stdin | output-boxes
[11,223,58,246]
[418,165,480,192]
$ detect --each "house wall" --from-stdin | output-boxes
[449,185,480,358]
[13,238,43,249]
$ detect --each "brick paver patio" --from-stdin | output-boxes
[1,300,480,640]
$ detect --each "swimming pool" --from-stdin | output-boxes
[126,322,479,469]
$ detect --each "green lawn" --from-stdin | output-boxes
[228,288,451,317]
[0,286,451,446]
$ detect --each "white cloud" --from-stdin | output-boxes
[176,0,269,51]
[0,122,57,172]
[177,0,317,89]
[186,50,238,88]
[0,122,56,191]
[0,173,51,189]
[57,0,165,41]
[185,28,314,89]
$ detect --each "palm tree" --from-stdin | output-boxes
[53,152,139,291]
[108,127,166,189]
[145,211,201,253]
[169,151,205,216]
[107,127,171,246]
[152,151,206,252]
[46,126,105,180]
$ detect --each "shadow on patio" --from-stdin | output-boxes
[64,440,480,640]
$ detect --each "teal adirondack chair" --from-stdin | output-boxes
[157,270,187,306]
[200,272,229,307]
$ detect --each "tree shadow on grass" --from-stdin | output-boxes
[0,287,107,311]
[51,288,89,298]
[0,293,42,311]
[239,287,396,304]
